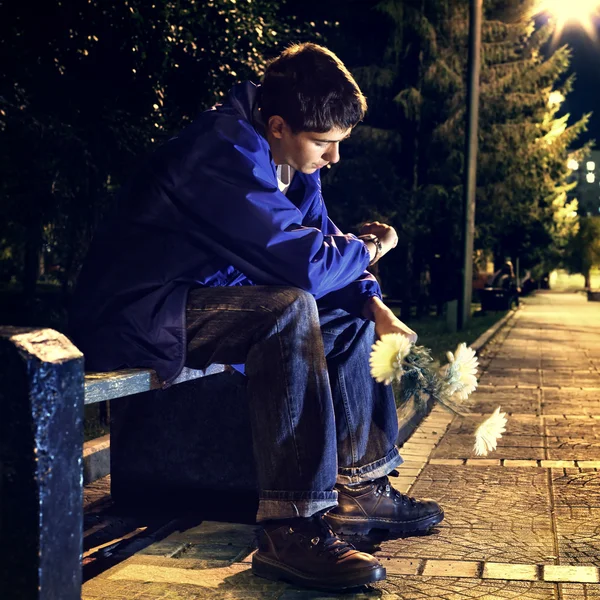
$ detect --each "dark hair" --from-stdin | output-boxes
[260,43,367,133]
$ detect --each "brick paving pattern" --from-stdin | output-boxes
[82,292,600,598]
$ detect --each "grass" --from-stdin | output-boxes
[399,305,508,364]
[84,405,110,442]
[390,304,508,409]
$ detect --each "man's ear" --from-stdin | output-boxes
[267,115,287,139]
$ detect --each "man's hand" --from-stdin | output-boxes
[363,296,417,343]
[359,221,398,264]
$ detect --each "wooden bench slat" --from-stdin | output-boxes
[84,364,227,404]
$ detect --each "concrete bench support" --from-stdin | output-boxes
[109,369,257,518]
[0,327,84,600]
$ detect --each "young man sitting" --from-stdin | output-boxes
[70,42,444,591]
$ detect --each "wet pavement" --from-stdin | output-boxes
[82,291,600,599]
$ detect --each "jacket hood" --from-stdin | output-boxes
[227,81,264,133]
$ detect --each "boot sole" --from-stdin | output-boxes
[326,509,445,536]
[252,552,386,591]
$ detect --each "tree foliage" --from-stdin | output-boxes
[0,0,309,296]
[563,216,600,288]
[475,13,591,272]
[307,0,591,314]
[0,0,594,317]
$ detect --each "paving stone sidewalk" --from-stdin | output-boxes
[82,291,600,599]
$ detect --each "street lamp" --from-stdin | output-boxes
[458,0,483,330]
[535,0,600,40]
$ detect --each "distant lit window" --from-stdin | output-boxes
[586,172,596,183]
[567,158,579,170]
[587,161,596,171]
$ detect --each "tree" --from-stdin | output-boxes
[0,0,305,301]
[474,11,591,273]
[310,0,591,316]
[563,216,600,289]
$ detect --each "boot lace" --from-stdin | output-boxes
[374,474,418,506]
[309,514,356,558]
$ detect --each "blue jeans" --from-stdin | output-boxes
[185,286,403,521]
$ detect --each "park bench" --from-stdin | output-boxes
[0,326,429,600]
[588,290,600,302]
[479,286,519,311]
[0,326,256,600]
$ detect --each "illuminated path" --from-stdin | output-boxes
[82,291,600,599]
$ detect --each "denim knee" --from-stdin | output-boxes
[272,286,317,311]
[263,287,319,325]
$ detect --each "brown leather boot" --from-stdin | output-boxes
[252,513,386,590]
[325,476,444,535]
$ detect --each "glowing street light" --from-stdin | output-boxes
[535,0,600,40]
[548,90,565,107]
[568,158,580,170]
[587,161,597,171]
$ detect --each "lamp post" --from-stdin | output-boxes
[458,0,483,330]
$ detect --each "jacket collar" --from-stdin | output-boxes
[227,81,321,209]
[227,81,266,137]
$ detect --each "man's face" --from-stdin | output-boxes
[268,118,352,174]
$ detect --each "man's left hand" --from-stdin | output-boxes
[363,296,417,343]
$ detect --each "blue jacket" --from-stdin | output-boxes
[70,82,381,384]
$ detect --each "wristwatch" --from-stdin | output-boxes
[358,234,383,266]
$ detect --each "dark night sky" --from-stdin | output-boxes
[560,18,600,147]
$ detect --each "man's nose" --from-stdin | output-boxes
[323,143,340,164]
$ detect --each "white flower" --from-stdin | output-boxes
[369,333,413,385]
[441,343,479,401]
[474,407,507,456]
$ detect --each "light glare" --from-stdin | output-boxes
[536,0,600,41]
[568,158,580,170]
[587,161,596,171]
[548,90,565,107]
[586,173,596,183]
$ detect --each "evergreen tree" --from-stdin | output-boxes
[475,6,591,273]
[563,216,600,289]
[317,0,591,315]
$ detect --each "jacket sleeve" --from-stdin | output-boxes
[314,207,383,318]
[161,116,371,299]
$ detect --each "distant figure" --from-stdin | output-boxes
[70,43,443,591]
[490,261,515,290]
[490,261,519,307]
[520,269,537,296]
[416,264,432,317]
